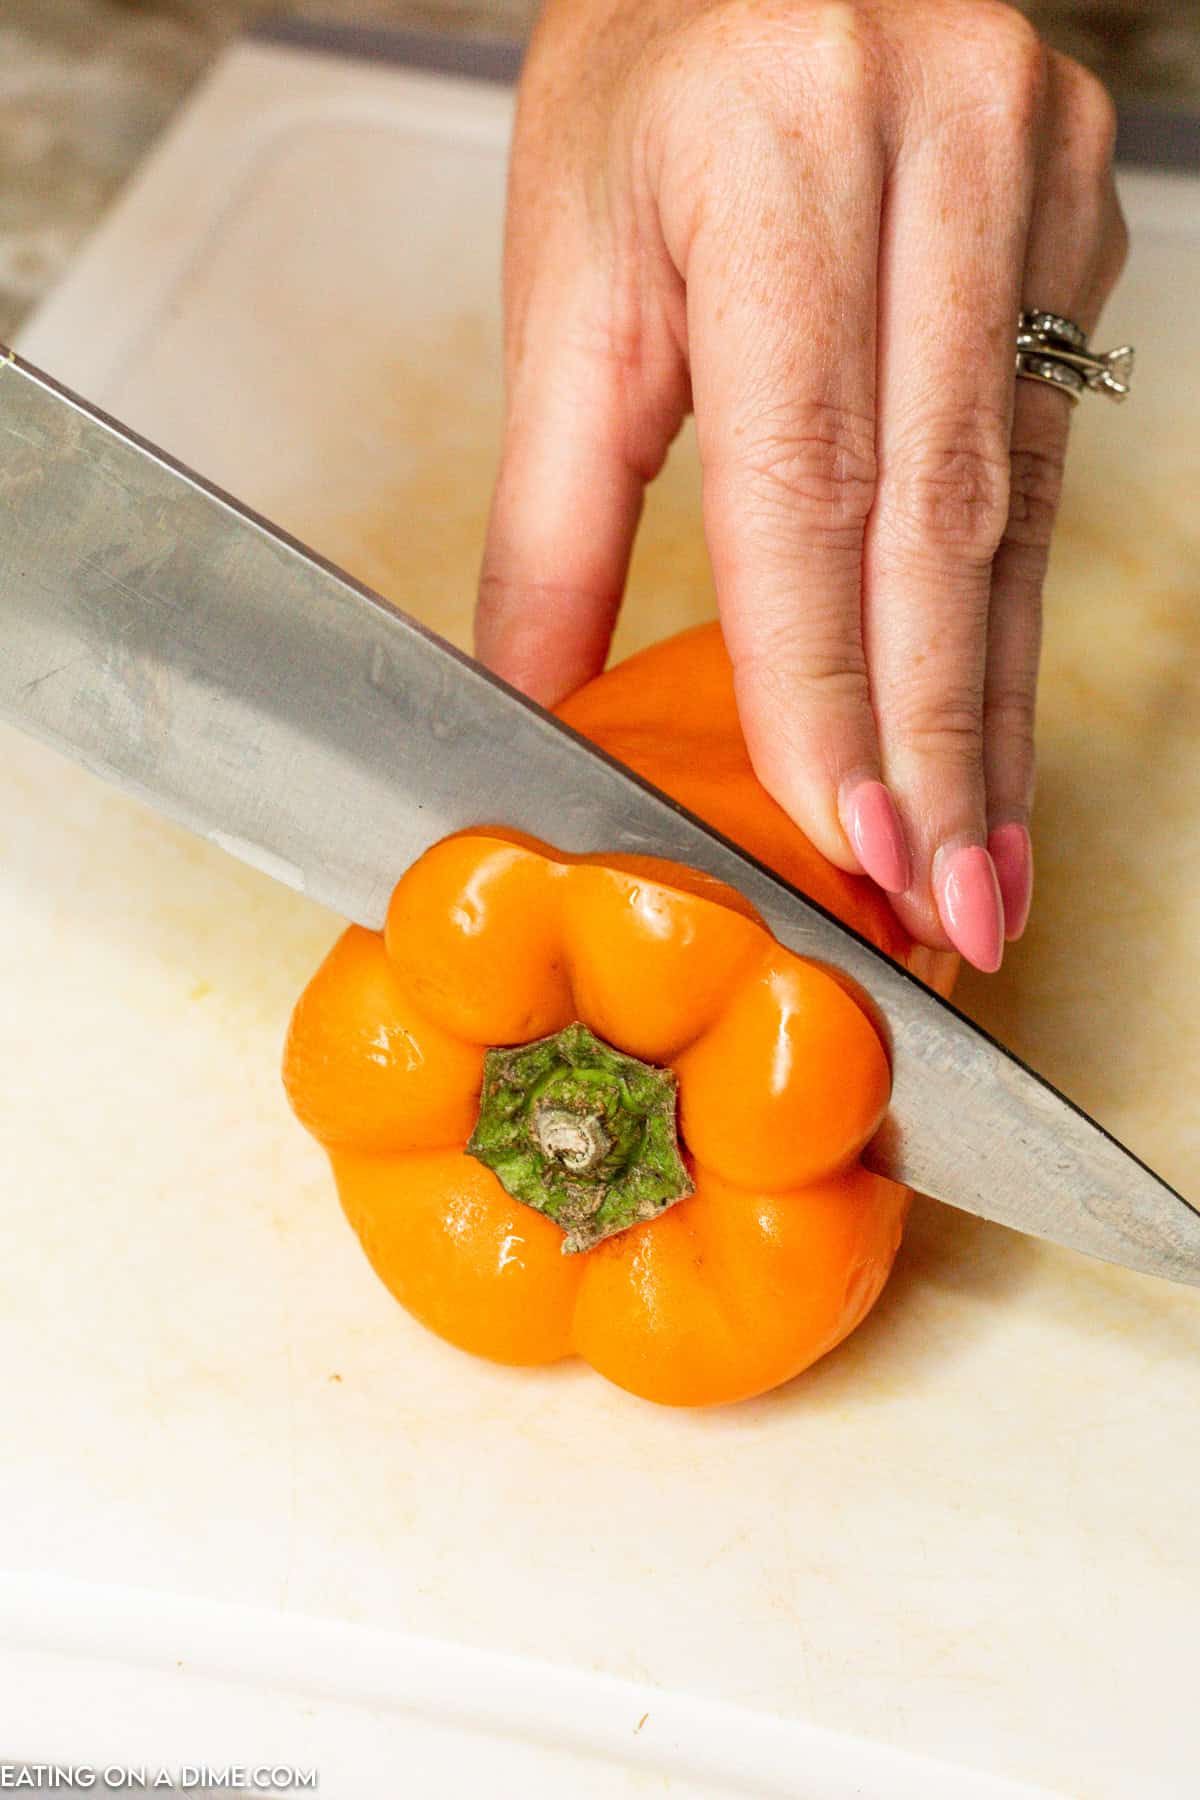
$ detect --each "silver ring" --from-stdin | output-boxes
[1016,309,1134,404]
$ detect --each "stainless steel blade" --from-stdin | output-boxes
[2,349,1197,1284]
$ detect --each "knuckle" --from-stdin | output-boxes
[686,2,791,97]
[916,6,1047,151]
[954,5,1046,118]
[747,652,874,726]
[978,4,1044,71]
[477,569,602,622]
[700,0,871,78]
[730,605,873,740]
[735,644,874,775]
[995,18,1046,102]
[805,3,881,92]
[680,0,884,131]
[883,415,1012,560]
[970,0,1041,50]
[1004,442,1065,549]
[983,683,1038,746]
[735,401,878,543]
[891,693,984,766]
[741,625,870,697]
[1056,54,1120,169]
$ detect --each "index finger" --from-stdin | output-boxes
[678,70,910,895]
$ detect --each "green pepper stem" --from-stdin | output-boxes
[466,1021,693,1254]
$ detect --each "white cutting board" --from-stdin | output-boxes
[6,38,1200,1799]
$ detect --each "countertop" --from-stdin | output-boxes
[3,0,1200,345]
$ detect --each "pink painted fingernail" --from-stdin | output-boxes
[841,780,912,894]
[933,844,1005,973]
[988,822,1034,941]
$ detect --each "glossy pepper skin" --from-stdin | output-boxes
[284,623,957,1407]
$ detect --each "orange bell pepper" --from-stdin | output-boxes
[284,623,956,1406]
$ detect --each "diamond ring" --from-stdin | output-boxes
[1016,310,1134,404]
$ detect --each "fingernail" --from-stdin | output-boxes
[988,822,1034,941]
[841,781,912,894]
[933,844,1005,973]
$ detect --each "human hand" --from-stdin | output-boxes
[475,0,1128,970]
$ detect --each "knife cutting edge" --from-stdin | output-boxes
[1,348,1197,1286]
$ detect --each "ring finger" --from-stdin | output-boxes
[985,52,1129,940]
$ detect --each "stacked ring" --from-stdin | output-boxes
[1016,309,1134,403]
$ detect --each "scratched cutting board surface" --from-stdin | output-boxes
[5,37,1200,1800]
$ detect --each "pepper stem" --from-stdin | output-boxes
[466,1021,693,1254]
[531,1106,611,1173]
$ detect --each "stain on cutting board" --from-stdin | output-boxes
[259,314,717,667]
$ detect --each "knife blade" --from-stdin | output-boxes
[2,349,1197,1285]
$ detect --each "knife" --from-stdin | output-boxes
[2,348,1197,1286]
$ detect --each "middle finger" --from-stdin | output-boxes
[864,23,1045,969]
